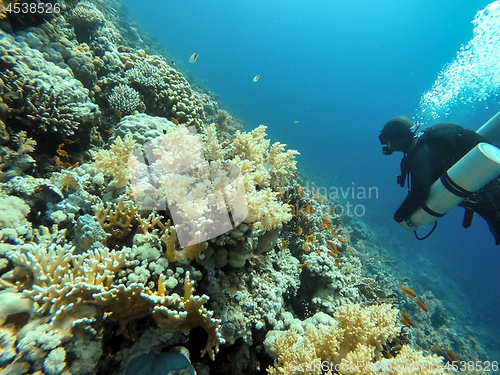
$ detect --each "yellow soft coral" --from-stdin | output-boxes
[266,304,442,375]
[226,125,299,230]
[91,135,137,189]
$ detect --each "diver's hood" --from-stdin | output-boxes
[379,116,415,154]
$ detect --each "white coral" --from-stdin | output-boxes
[43,347,66,375]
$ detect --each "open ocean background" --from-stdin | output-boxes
[120,0,500,358]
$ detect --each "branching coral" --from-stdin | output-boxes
[0,243,224,364]
[125,63,164,89]
[94,196,138,247]
[136,213,208,263]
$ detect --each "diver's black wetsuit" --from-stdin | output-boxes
[395,123,500,244]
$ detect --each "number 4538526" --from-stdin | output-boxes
[6,2,61,14]
[444,361,498,372]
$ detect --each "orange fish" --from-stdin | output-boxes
[400,285,416,298]
[445,348,458,362]
[400,310,412,327]
[305,235,314,244]
[326,240,337,253]
[415,299,428,312]
[282,239,287,252]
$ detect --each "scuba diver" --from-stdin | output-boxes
[379,115,500,245]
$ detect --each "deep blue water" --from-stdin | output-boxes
[121,0,500,355]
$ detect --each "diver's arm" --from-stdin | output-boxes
[393,147,434,223]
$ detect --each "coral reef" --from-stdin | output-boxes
[0,1,490,374]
